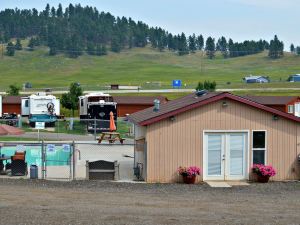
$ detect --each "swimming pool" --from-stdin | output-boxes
[1,144,72,166]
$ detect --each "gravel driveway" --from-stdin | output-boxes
[0,179,299,225]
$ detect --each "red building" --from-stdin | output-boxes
[114,96,168,117]
[2,96,22,115]
[244,96,300,116]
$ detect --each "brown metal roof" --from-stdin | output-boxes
[128,92,300,126]
[128,92,220,124]
[243,96,298,105]
[2,96,22,104]
[113,96,168,105]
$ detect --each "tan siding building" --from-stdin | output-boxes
[129,92,300,183]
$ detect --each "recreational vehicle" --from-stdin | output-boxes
[21,92,60,127]
[79,92,117,132]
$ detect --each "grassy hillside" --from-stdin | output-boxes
[1,44,300,90]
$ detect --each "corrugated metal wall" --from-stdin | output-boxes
[145,99,300,183]
[2,104,21,114]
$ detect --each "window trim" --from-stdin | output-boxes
[252,130,267,165]
[288,105,294,114]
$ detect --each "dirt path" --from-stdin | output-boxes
[0,179,299,225]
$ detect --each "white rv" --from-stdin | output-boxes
[21,92,60,126]
[79,92,117,132]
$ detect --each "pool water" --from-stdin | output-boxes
[1,145,72,166]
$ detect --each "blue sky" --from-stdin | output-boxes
[1,0,299,48]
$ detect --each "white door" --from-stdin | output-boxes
[204,132,247,181]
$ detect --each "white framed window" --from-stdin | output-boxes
[288,105,294,114]
[252,131,266,165]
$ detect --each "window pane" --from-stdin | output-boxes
[288,105,294,113]
[253,131,265,148]
[253,150,265,165]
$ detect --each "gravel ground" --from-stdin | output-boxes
[0,179,299,225]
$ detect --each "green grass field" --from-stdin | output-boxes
[1,44,300,91]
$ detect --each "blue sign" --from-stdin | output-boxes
[172,80,182,88]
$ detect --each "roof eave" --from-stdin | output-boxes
[138,92,300,126]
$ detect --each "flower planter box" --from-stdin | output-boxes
[252,164,276,183]
[182,176,196,184]
[257,175,270,183]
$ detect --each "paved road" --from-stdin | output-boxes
[2,87,300,95]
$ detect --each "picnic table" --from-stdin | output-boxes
[98,132,125,144]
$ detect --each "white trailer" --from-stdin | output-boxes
[79,92,117,132]
[79,92,114,119]
[21,92,60,126]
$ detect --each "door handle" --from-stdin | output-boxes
[222,154,225,160]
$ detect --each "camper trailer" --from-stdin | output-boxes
[79,92,117,132]
[21,92,60,127]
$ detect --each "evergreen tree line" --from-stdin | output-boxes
[290,44,300,55]
[0,4,284,58]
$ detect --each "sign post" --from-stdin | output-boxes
[172,80,182,89]
[35,122,45,141]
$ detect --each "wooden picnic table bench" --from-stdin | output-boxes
[98,132,125,144]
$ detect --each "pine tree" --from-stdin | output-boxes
[56,4,63,17]
[87,42,95,55]
[268,35,284,59]
[49,46,57,55]
[217,36,228,58]
[195,82,204,91]
[167,33,175,50]
[28,38,35,51]
[6,42,15,56]
[188,34,197,53]
[111,36,121,53]
[290,44,295,53]
[96,44,107,56]
[205,37,215,59]
[196,35,204,50]
[43,4,50,17]
[178,33,189,56]
[101,45,107,55]
[296,47,300,55]
[67,34,83,58]
[51,7,56,17]
[15,38,22,50]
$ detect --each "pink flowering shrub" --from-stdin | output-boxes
[178,166,201,177]
[252,164,276,177]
